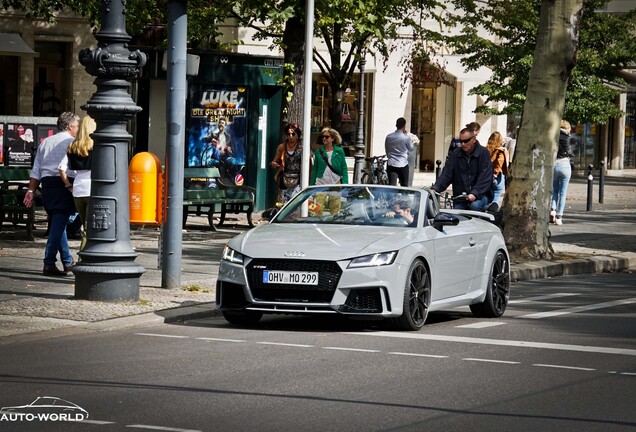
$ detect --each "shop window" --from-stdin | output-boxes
[33,41,73,117]
[0,56,19,115]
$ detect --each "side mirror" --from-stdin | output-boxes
[432,212,459,230]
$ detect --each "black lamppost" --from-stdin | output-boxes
[73,0,147,301]
[353,58,366,183]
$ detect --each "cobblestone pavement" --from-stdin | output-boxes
[1,173,634,339]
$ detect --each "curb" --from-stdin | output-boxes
[511,252,636,282]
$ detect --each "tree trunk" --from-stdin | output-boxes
[283,16,305,126]
[502,0,584,262]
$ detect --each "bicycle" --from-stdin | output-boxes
[430,190,467,209]
[361,155,389,185]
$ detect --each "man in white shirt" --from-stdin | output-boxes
[384,117,415,186]
[23,112,79,276]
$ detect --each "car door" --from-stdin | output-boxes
[428,215,479,300]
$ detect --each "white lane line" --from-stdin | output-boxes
[323,347,381,353]
[456,322,506,329]
[348,331,636,356]
[388,352,448,359]
[620,372,636,376]
[126,425,201,432]
[533,364,596,372]
[510,293,580,304]
[518,297,636,319]
[134,333,189,339]
[81,420,116,425]
[196,337,246,343]
[463,358,520,365]
[258,342,314,348]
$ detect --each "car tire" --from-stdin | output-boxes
[390,260,430,331]
[222,310,263,325]
[470,250,510,318]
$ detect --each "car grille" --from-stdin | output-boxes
[246,259,342,303]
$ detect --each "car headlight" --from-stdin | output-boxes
[222,246,244,264]
[348,251,397,268]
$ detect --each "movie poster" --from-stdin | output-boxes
[188,85,248,186]
[0,124,4,165]
[36,125,57,155]
[5,123,36,166]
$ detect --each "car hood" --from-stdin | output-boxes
[229,223,416,260]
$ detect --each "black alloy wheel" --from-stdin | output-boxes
[470,250,510,317]
[391,260,430,331]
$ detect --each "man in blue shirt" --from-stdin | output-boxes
[431,127,493,211]
[384,117,415,186]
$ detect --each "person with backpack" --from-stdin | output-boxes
[486,131,509,207]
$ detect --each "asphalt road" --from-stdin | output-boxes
[1,272,635,432]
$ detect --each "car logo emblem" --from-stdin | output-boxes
[284,251,305,257]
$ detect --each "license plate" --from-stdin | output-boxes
[263,270,318,285]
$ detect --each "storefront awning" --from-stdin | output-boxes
[0,33,39,57]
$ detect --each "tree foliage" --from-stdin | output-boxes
[444,0,636,125]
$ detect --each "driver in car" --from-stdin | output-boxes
[384,198,416,226]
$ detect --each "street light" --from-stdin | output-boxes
[353,58,366,183]
[73,0,147,301]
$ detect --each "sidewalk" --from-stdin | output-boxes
[1,173,635,339]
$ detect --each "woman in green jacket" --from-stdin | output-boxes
[310,128,349,216]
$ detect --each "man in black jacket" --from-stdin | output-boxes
[431,127,493,211]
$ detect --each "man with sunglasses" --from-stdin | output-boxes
[431,127,493,211]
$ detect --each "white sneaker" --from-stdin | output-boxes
[549,209,556,223]
[555,216,563,226]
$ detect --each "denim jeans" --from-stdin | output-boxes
[44,210,73,268]
[492,173,506,205]
[551,159,572,216]
[454,195,488,211]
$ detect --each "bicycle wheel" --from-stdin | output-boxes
[361,171,371,185]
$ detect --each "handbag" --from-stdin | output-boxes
[278,172,287,190]
[282,172,299,189]
[341,103,352,122]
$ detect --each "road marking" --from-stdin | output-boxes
[126,425,201,432]
[533,364,596,371]
[196,337,246,343]
[134,333,189,339]
[517,297,636,319]
[510,292,580,304]
[620,372,636,376]
[323,346,381,353]
[463,358,520,364]
[348,331,636,356]
[388,352,448,358]
[456,322,506,329]
[258,342,314,348]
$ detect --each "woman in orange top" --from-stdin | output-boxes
[486,131,508,206]
[270,122,303,204]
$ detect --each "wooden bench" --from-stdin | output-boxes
[183,167,255,230]
[0,166,42,240]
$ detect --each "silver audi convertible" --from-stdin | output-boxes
[216,185,510,330]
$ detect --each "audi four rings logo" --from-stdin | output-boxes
[284,251,305,257]
[220,57,229,64]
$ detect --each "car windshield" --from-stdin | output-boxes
[273,185,421,227]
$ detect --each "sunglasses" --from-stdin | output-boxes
[321,135,332,139]
[286,132,296,136]
[460,136,474,144]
